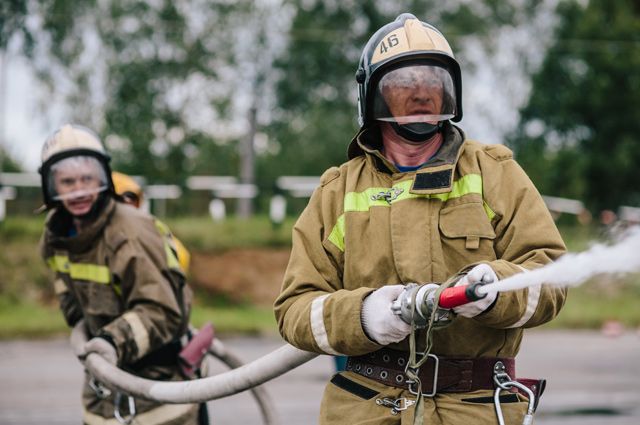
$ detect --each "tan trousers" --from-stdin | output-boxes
[320,372,529,425]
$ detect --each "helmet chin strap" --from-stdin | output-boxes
[390,121,444,143]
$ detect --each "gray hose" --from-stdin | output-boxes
[71,321,318,405]
[207,338,279,425]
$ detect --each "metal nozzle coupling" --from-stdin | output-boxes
[390,283,453,329]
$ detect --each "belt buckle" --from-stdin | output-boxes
[406,353,439,397]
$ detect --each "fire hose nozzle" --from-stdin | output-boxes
[438,282,487,309]
[391,283,454,329]
[391,278,492,328]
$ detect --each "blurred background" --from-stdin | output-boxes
[0,0,639,338]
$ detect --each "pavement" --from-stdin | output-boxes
[1,330,639,425]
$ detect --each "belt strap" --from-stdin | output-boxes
[346,348,515,395]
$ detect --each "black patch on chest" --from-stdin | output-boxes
[413,169,453,190]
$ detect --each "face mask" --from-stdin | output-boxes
[390,121,443,142]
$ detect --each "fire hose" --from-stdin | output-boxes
[70,281,481,400]
[71,321,317,424]
[70,280,519,424]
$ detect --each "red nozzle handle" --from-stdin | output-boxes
[438,283,487,309]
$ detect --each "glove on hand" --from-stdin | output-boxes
[361,285,411,345]
[453,264,498,318]
[80,337,118,366]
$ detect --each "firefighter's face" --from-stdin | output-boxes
[53,161,102,216]
[379,67,444,124]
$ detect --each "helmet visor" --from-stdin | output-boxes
[47,156,108,203]
[372,64,456,124]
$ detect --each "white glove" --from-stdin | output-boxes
[453,264,498,318]
[361,285,412,345]
[80,337,118,365]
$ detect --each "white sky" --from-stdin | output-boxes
[3,55,52,171]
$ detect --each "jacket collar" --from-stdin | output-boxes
[45,197,116,254]
[348,122,467,195]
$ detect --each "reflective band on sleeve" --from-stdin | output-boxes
[53,278,68,295]
[47,255,70,273]
[70,263,110,284]
[310,294,342,355]
[155,219,182,271]
[507,266,541,328]
[83,403,196,425]
[47,255,111,284]
[122,311,150,356]
[327,215,346,251]
[328,174,489,251]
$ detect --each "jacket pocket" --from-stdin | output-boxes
[439,203,497,268]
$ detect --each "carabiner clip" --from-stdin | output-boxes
[114,392,136,425]
[88,376,111,400]
[493,361,536,425]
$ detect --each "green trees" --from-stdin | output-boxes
[3,0,637,215]
[509,0,640,212]
[261,0,538,181]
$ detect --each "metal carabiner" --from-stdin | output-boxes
[88,376,112,399]
[493,362,536,425]
[114,392,136,425]
[375,397,417,415]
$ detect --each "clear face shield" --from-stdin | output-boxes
[47,156,108,207]
[372,64,456,141]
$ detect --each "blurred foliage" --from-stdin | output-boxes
[3,1,546,192]
[168,215,296,250]
[0,148,23,172]
[508,0,640,213]
[261,0,545,182]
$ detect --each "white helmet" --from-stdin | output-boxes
[355,13,462,143]
[39,124,114,209]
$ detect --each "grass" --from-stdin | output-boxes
[1,216,639,338]
[0,297,278,339]
[0,299,68,338]
[167,216,296,251]
[543,275,640,329]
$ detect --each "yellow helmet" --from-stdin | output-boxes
[355,13,462,129]
[38,124,114,209]
[112,171,144,207]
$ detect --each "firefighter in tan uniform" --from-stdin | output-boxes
[274,14,567,425]
[39,124,202,424]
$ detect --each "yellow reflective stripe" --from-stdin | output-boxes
[327,214,345,251]
[483,201,496,220]
[344,189,393,212]
[70,263,110,284]
[46,255,111,284]
[47,255,70,273]
[154,219,171,236]
[327,174,490,252]
[154,219,182,271]
[164,241,181,270]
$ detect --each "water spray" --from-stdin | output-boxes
[392,226,640,327]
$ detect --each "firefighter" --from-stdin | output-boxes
[112,171,192,275]
[274,13,567,425]
[39,124,202,424]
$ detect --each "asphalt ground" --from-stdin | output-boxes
[1,330,639,425]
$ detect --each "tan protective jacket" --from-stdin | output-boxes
[41,198,197,423]
[275,124,567,359]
